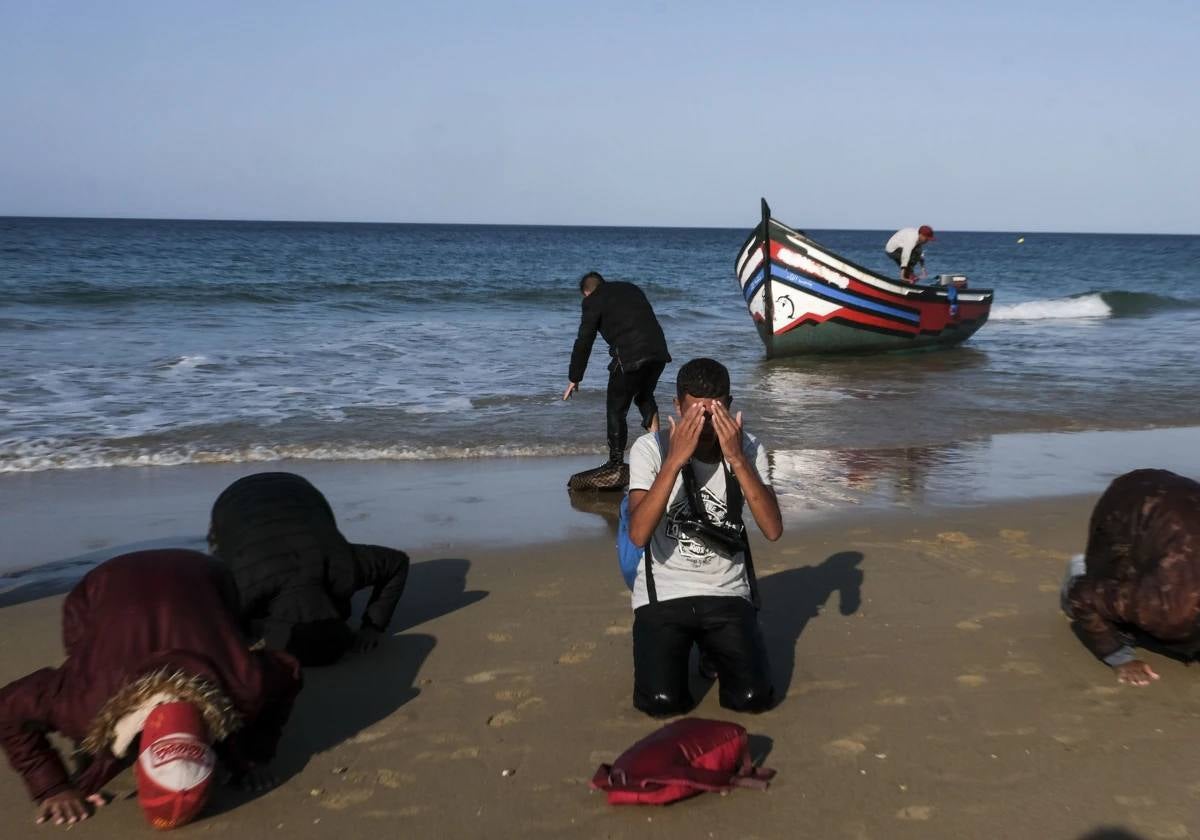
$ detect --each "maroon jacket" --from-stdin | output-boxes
[1067,469,1200,660]
[0,550,302,803]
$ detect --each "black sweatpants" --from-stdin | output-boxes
[605,359,666,464]
[632,595,774,718]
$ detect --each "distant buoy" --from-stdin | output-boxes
[1017,237,1025,244]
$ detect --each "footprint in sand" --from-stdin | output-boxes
[365,806,429,818]
[416,745,480,760]
[956,674,988,688]
[999,529,1028,543]
[320,789,374,810]
[956,607,1019,631]
[557,641,597,665]
[896,805,934,821]
[1000,661,1042,676]
[604,624,632,636]
[348,727,392,745]
[376,770,417,789]
[1114,794,1156,807]
[466,669,519,684]
[495,688,530,702]
[487,710,520,727]
[487,632,512,643]
[937,531,976,548]
[875,692,909,707]
[533,581,563,599]
[822,739,867,757]
[1131,817,1190,840]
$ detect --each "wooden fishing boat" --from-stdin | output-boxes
[735,200,993,356]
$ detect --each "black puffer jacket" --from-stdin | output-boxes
[568,281,670,384]
[208,472,409,665]
[1067,469,1200,660]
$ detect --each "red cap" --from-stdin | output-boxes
[136,702,215,830]
[918,225,935,240]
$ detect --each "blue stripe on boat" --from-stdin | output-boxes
[743,268,765,303]
[769,265,920,323]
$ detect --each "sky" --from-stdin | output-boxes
[1,0,1197,233]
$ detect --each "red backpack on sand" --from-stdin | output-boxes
[590,718,776,805]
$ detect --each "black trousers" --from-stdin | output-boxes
[605,359,666,463]
[632,595,774,718]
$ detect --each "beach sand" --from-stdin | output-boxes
[1,476,1198,839]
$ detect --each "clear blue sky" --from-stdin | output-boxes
[2,1,1197,232]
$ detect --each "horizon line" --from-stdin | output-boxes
[0,213,1195,238]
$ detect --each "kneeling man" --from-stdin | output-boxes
[1063,469,1200,686]
[208,472,410,666]
[626,358,782,717]
[0,550,301,829]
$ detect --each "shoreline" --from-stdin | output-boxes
[4,424,1199,581]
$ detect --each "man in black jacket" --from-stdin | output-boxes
[563,271,671,466]
[207,472,410,666]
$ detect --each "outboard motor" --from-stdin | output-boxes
[934,274,969,289]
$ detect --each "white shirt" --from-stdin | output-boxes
[885,227,922,269]
[627,430,770,610]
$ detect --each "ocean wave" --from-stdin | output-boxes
[0,441,598,473]
[2,273,698,311]
[990,290,1199,321]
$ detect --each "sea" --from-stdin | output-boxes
[3,216,1200,519]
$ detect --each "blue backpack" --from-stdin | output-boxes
[616,495,644,590]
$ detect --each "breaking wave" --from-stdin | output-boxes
[0,440,597,473]
[990,290,1199,321]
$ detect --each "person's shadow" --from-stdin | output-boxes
[756,551,864,699]
[264,557,488,780]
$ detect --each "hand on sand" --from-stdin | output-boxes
[708,401,745,463]
[1114,660,1159,686]
[229,765,278,793]
[562,382,578,401]
[666,403,706,467]
[353,625,382,654]
[35,789,108,825]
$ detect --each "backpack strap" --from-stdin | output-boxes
[640,430,668,606]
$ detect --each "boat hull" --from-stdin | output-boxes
[736,201,994,357]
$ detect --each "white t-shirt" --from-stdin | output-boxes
[885,227,922,269]
[627,430,770,610]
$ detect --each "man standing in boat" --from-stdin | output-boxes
[885,225,935,283]
[563,271,671,467]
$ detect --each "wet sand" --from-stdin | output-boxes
[1,487,1197,839]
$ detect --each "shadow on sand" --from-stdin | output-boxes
[757,550,865,700]
[213,556,489,812]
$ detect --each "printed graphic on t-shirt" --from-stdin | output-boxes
[663,486,731,566]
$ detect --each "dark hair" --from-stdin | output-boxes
[579,271,605,294]
[676,357,730,400]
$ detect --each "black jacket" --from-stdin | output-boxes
[208,472,410,665]
[568,281,670,384]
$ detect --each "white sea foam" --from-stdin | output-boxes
[159,354,211,371]
[0,441,596,473]
[990,293,1111,321]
